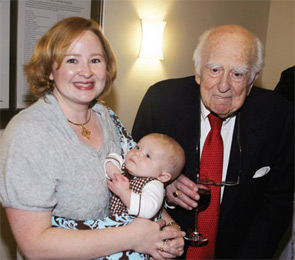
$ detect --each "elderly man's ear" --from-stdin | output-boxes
[195,74,201,85]
[157,172,172,183]
[247,73,259,96]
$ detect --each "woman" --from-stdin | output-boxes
[0,17,184,259]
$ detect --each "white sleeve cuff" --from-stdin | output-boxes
[164,200,176,209]
[104,153,124,179]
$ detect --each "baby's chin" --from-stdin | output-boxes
[125,166,144,178]
[124,164,136,176]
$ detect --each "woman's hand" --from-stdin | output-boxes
[157,221,184,259]
[166,174,202,210]
[128,218,185,260]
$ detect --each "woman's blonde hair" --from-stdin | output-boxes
[24,16,117,100]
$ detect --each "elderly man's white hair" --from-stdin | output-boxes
[193,26,264,84]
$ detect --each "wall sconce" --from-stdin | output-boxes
[139,19,166,60]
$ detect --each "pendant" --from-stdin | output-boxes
[81,125,91,139]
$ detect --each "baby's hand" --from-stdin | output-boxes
[107,173,131,208]
[107,173,130,195]
[106,161,121,180]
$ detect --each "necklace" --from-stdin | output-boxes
[67,110,92,139]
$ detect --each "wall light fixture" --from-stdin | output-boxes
[139,19,166,60]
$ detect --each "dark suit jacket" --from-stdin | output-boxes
[274,65,294,104]
[132,76,294,259]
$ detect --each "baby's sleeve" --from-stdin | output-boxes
[128,181,165,218]
[104,153,124,179]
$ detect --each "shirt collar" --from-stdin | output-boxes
[200,99,235,126]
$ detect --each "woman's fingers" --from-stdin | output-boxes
[157,237,184,259]
[129,218,185,259]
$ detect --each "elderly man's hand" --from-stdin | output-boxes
[166,174,202,210]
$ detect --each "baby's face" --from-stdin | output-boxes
[125,136,168,179]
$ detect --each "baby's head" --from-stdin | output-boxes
[125,133,185,183]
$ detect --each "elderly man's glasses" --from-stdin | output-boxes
[200,177,240,187]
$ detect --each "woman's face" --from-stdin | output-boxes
[50,30,107,108]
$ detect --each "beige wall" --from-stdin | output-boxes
[261,0,295,90]
[1,0,294,258]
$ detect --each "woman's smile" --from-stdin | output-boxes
[74,81,95,90]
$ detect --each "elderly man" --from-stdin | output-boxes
[132,24,294,259]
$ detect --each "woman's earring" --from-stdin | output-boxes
[47,79,55,90]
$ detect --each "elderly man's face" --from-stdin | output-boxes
[196,32,257,119]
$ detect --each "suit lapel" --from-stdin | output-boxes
[177,86,201,180]
[219,96,263,227]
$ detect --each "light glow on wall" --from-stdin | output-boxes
[139,19,166,60]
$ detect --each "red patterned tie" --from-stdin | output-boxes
[187,113,223,259]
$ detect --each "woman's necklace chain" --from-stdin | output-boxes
[67,110,92,139]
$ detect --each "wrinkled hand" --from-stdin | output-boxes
[166,174,203,210]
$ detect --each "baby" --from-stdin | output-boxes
[105,133,185,219]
